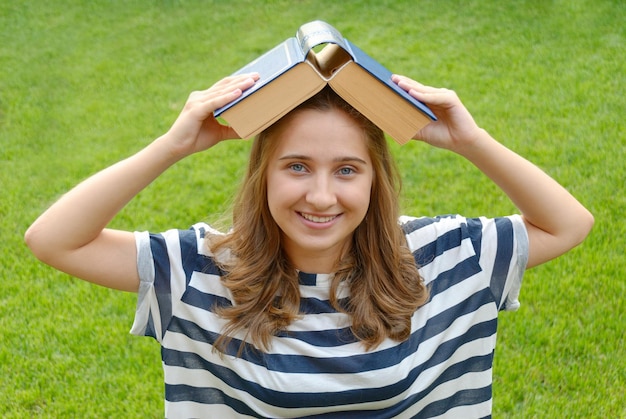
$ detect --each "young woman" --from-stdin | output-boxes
[25,73,593,418]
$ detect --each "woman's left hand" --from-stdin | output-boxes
[392,75,594,269]
[392,74,483,154]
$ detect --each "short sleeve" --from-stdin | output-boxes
[129,223,225,342]
[129,230,166,341]
[401,214,529,312]
[129,228,191,342]
[469,215,528,311]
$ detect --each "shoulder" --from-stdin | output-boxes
[400,214,527,263]
[400,215,469,251]
[401,214,525,242]
[135,222,230,267]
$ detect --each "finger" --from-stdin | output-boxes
[184,77,258,121]
[207,88,248,111]
[391,74,426,88]
[189,74,259,105]
[208,73,260,94]
[409,88,459,108]
[204,76,259,109]
[393,75,444,94]
[204,76,257,101]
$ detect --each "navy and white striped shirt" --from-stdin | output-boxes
[131,214,528,418]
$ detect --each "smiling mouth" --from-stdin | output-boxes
[299,213,338,223]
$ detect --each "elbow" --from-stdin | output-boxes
[24,223,52,264]
[526,207,594,269]
[577,208,595,245]
[566,207,595,250]
[24,224,42,259]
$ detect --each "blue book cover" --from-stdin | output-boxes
[215,21,350,117]
[214,38,306,116]
[214,20,437,139]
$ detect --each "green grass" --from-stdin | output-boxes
[2,0,624,417]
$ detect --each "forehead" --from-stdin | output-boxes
[271,109,371,160]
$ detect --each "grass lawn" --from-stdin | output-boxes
[1,0,624,417]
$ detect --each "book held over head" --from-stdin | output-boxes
[214,20,437,145]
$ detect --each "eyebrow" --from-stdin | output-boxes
[278,154,368,165]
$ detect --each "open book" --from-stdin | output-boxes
[214,21,436,145]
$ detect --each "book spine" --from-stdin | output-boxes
[296,20,349,54]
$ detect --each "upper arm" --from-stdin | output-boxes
[523,215,591,269]
[33,229,140,292]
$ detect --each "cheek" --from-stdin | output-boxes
[266,171,281,205]
[266,186,281,219]
[341,180,373,215]
[266,175,297,214]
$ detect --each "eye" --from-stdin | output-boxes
[289,163,306,173]
[338,167,355,176]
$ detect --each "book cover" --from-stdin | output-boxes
[214,38,306,115]
[214,21,437,143]
[344,40,437,122]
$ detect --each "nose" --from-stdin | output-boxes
[305,174,337,209]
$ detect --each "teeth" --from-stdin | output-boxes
[301,213,336,223]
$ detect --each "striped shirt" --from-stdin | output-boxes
[131,214,528,418]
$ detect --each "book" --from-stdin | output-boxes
[214,20,436,145]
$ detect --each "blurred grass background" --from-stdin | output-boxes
[1,0,624,417]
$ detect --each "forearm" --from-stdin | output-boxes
[458,129,594,267]
[25,135,179,258]
[393,77,593,266]
[25,75,257,290]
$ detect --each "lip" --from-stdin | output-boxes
[297,212,341,228]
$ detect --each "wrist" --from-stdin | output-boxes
[453,128,495,159]
[150,133,192,166]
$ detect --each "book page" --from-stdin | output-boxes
[310,44,352,79]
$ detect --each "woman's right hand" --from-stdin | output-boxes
[24,74,258,292]
[164,73,259,159]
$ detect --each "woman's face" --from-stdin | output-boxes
[266,109,374,273]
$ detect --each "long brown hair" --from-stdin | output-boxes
[209,87,428,353]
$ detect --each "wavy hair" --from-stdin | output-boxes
[209,87,428,353]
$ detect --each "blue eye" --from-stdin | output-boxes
[339,167,354,176]
[290,163,305,172]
